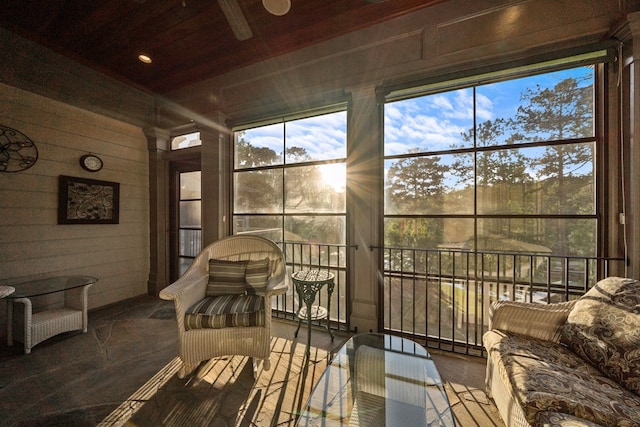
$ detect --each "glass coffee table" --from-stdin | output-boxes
[297,333,455,427]
[5,275,97,354]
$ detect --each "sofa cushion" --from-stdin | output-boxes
[535,411,603,427]
[207,259,249,296]
[184,294,265,330]
[245,257,270,295]
[560,277,640,396]
[485,329,640,426]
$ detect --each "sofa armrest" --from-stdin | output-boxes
[159,272,208,332]
[488,299,577,343]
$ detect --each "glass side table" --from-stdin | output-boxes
[292,269,335,358]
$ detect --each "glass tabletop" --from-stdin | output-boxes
[5,275,98,298]
[297,333,455,427]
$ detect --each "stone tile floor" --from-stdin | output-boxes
[0,295,503,426]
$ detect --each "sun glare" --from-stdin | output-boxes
[319,163,346,193]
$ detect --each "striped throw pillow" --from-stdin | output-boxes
[245,257,270,294]
[207,259,249,296]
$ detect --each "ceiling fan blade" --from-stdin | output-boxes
[218,0,253,41]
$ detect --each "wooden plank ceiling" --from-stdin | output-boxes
[0,0,446,94]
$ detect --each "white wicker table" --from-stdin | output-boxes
[4,275,97,354]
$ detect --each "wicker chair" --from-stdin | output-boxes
[160,235,287,378]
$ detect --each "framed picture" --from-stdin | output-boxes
[58,175,120,224]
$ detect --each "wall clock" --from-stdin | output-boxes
[80,154,103,172]
[0,124,39,172]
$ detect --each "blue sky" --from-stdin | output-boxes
[240,66,593,166]
[384,66,594,156]
[242,111,347,163]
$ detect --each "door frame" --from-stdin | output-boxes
[169,158,201,282]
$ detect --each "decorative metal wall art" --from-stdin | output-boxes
[58,175,120,224]
[0,125,39,172]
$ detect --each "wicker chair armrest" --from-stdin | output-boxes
[159,273,208,331]
[264,276,288,298]
[488,299,577,343]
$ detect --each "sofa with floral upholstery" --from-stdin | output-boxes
[483,276,640,427]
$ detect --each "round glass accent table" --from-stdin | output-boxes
[292,269,335,358]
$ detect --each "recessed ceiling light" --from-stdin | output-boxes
[138,54,152,64]
[263,0,290,16]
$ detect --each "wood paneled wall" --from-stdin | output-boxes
[0,83,149,311]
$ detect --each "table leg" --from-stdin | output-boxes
[326,280,335,341]
[294,284,303,338]
[6,299,31,353]
[306,299,313,359]
[66,284,91,333]
[7,300,13,346]
[9,298,32,354]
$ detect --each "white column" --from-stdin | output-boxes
[200,112,230,246]
[347,85,382,333]
[144,127,171,295]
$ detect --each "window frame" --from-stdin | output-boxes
[381,59,606,258]
[231,106,349,243]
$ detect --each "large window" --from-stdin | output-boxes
[232,109,348,324]
[233,110,347,245]
[384,65,597,257]
[381,64,601,345]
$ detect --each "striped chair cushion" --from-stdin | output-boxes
[184,294,265,330]
[245,257,270,294]
[207,259,249,296]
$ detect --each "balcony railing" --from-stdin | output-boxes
[379,246,626,356]
[272,241,351,332]
[254,238,626,357]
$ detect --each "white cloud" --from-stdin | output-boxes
[384,96,471,155]
[432,95,454,111]
[285,116,346,160]
[476,93,494,121]
[242,90,501,160]
[241,112,348,161]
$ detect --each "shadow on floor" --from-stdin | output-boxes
[0,295,503,426]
